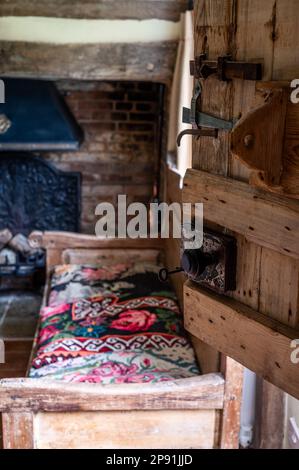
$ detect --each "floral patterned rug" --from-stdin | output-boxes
[29,262,200,384]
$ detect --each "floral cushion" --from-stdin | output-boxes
[29,263,200,384]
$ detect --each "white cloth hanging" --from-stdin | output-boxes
[167,11,194,182]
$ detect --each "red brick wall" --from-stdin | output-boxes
[44,81,164,234]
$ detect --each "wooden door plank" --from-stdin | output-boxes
[183,168,299,259]
[194,0,236,58]
[230,235,261,308]
[193,0,236,174]
[230,80,257,182]
[234,0,275,81]
[184,281,299,399]
[279,101,299,198]
[272,0,299,80]
[228,0,274,180]
[259,249,299,327]
[255,244,297,448]
[193,76,233,175]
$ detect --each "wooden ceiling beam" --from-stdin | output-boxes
[0,41,177,85]
[0,0,190,21]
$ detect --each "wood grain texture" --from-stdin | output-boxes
[0,0,190,21]
[230,0,299,196]
[190,334,220,375]
[230,80,257,181]
[0,375,225,412]
[184,281,299,400]
[194,76,233,175]
[230,0,299,191]
[0,41,177,85]
[272,0,299,80]
[62,248,161,265]
[192,0,236,174]
[280,100,299,198]
[191,4,243,408]
[34,409,216,449]
[29,231,164,251]
[249,84,299,199]
[29,230,165,272]
[231,89,288,186]
[220,356,243,449]
[234,0,274,80]
[194,0,237,58]
[259,249,299,327]
[190,0,299,446]
[183,169,299,259]
[230,235,261,308]
[255,378,285,449]
[2,412,33,449]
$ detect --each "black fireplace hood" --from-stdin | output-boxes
[0,78,83,151]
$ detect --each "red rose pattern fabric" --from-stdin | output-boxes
[29,262,200,384]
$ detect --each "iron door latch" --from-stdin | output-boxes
[190,54,263,81]
[177,55,262,146]
[177,80,235,146]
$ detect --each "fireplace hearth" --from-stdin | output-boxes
[0,152,81,287]
[0,230,45,291]
[0,152,82,340]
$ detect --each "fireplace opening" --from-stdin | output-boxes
[0,78,165,343]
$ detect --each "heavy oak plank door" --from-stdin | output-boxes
[185,0,299,415]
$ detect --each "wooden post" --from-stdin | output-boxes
[2,412,34,449]
[254,378,285,449]
[220,356,243,449]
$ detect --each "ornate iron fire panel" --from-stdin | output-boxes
[0,153,81,235]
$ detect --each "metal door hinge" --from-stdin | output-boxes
[190,54,263,81]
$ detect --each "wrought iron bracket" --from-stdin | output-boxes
[177,78,235,146]
[190,54,263,81]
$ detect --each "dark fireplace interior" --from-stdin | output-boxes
[0,78,164,344]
